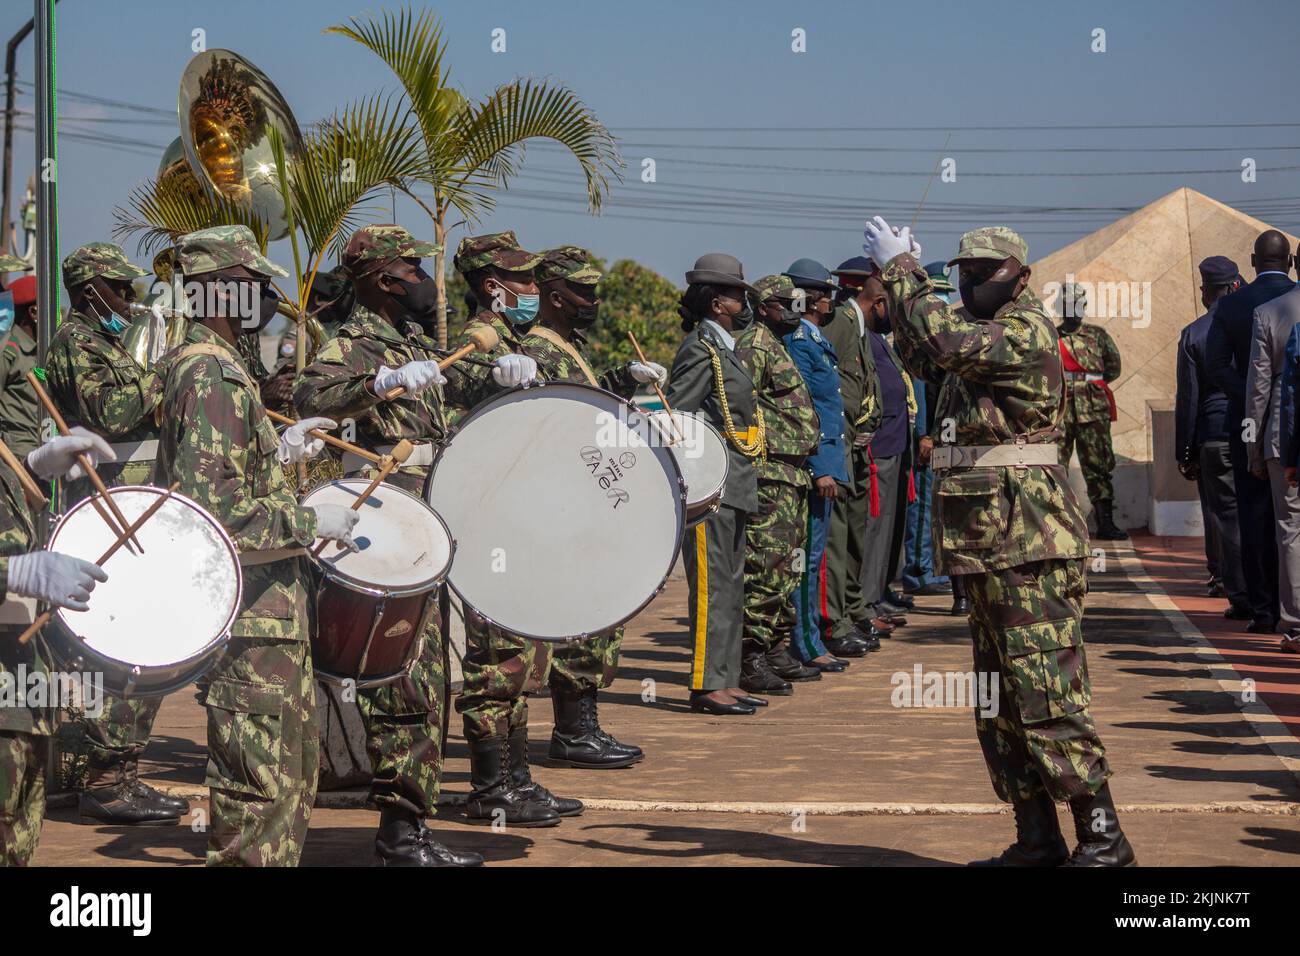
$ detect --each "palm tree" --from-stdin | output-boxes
[326,5,622,346]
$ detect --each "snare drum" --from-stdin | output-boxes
[44,486,241,698]
[303,479,454,688]
[426,382,686,641]
[649,409,729,527]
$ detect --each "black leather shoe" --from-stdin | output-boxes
[1063,782,1137,867]
[740,655,794,695]
[79,765,181,827]
[1247,617,1278,634]
[464,736,561,828]
[875,602,908,619]
[765,646,822,682]
[809,655,848,673]
[726,689,769,707]
[969,792,1068,867]
[690,690,756,715]
[1091,503,1130,541]
[548,688,639,769]
[1224,605,1252,621]
[907,580,952,596]
[884,588,915,609]
[126,762,189,814]
[510,729,584,815]
[825,635,869,658]
[951,597,971,616]
[861,633,882,651]
[375,809,484,867]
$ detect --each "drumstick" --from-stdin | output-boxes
[263,409,383,466]
[25,371,142,554]
[310,439,414,557]
[382,325,500,401]
[0,435,48,511]
[17,482,181,646]
[626,330,682,445]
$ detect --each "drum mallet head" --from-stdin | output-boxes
[469,325,500,353]
[389,439,415,465]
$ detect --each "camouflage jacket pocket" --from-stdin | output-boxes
[203,676,286,801]
[251,417,280,498]
[936,469,1007,552]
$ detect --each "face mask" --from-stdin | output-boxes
[730,299,754,330]
[254,284,280,334]
[100,312,129,336]
[960,274,1021,320]
[872,302,892,335]
[501,289,540,326]
[779,307,801,326]
[1058,315,1083,334]
[0,292,14,339]
[385,274,438,319]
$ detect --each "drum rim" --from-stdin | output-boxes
[302,478,455,595]
[426,380,687,642]
[47,485,243,671]
[649,407,730,503]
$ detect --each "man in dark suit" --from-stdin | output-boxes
[1206,231,1297,632]
[1176,256,1248,617]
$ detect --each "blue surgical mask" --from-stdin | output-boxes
[99,312,129,336]
[0,292,14,340]
[503,292,540,326]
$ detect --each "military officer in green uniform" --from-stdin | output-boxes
[519,246,665,769]
[734,274,822,694]
[447,231,583,826]
[46,243,182,826]
[0,275,40,458]
[666,253,767,716]
[157,225,361,866]
[864,219,1135,867]
[1056,282,1127,540]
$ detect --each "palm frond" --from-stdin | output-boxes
[111,176,270,257]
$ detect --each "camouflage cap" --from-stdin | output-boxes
[175,226,288,279]
[0,253,30,273]
[310,264,352,299]
[535,246,602,285]
[946,227,1029,266]
[342,224,440,279]
[751,273,798,302]
[61,242,147,289]
[453,230,543,275]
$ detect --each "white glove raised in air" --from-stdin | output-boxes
[492,354,539,388]
[372,360,447,397]
[8,551,108,612]
[311,503,360,554]
[277,417,337,465]
[628,361,668,387]
[25,427,117,482]
[862,216,914,269]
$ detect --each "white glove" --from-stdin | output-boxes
[903,230,923,262]
[8,551,108,612]
[372,360,447,397]
[492,354,539,388]
[628,361,668,387]
[277,417,337,465]
[148,303,168,365]
[311,503,360,554]
[862,216,913,269]
[25,427,117,481]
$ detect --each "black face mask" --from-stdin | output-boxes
[871,302,892,335]
[253,284,279,334]
[730,300,754,330]
[960,274,1021,320]
[556,288,599,328]
[384,274,438,319]
[1058,315,1083,334]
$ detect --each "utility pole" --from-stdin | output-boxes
[2,15,36,257]
[34,0,56,369]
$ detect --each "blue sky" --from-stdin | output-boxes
[3,0,1298,285]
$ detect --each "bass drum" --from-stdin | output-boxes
[426,382,686,640]
[44,486,241,698]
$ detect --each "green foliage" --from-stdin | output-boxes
[584,258,682,369]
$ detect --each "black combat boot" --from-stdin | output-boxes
[125,760,189,815]
[79,760,181,826]
[740,653,793,696]
[765,645,822,683]
[969,791,1069,867]
[1092,502,1129,541]
[464,736,561,828]
[374,806,484,867]
[510,728,584,816]
[1063,782,1137,867]
[548,688,640,769]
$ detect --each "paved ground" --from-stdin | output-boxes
[31,533,1300,866]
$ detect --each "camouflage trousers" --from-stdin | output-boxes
[202,636,318,866]
[549,628,623,695]
[1059,418,1116,506]
[0,731,45,866]
[742,478,808,655]
[967,557,1111,803]
[80,692,162,769]
[456,618,551,742]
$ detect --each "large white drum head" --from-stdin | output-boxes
[48,487,240,668]
[428,383,685,639]
[303,479,452,592]
[650,410,728,508]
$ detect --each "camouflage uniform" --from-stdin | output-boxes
[446,232,553,743]
[1056,288,1122,507]
[0,324,39,459]
[158,227,319,866]
[294,225,461,818]
[735,276,819,657]
[880,228,1109,805]
[0,461,50,865]
[47,244,165,789]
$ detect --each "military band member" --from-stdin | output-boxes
[0,275,40,459]
[45,243,181,826]
[865,219,1134,867]
[519,245,663,768]
[157,226,359,866]
[447,231,581,826]
[735,275,822,694]
[666,254,766,716]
